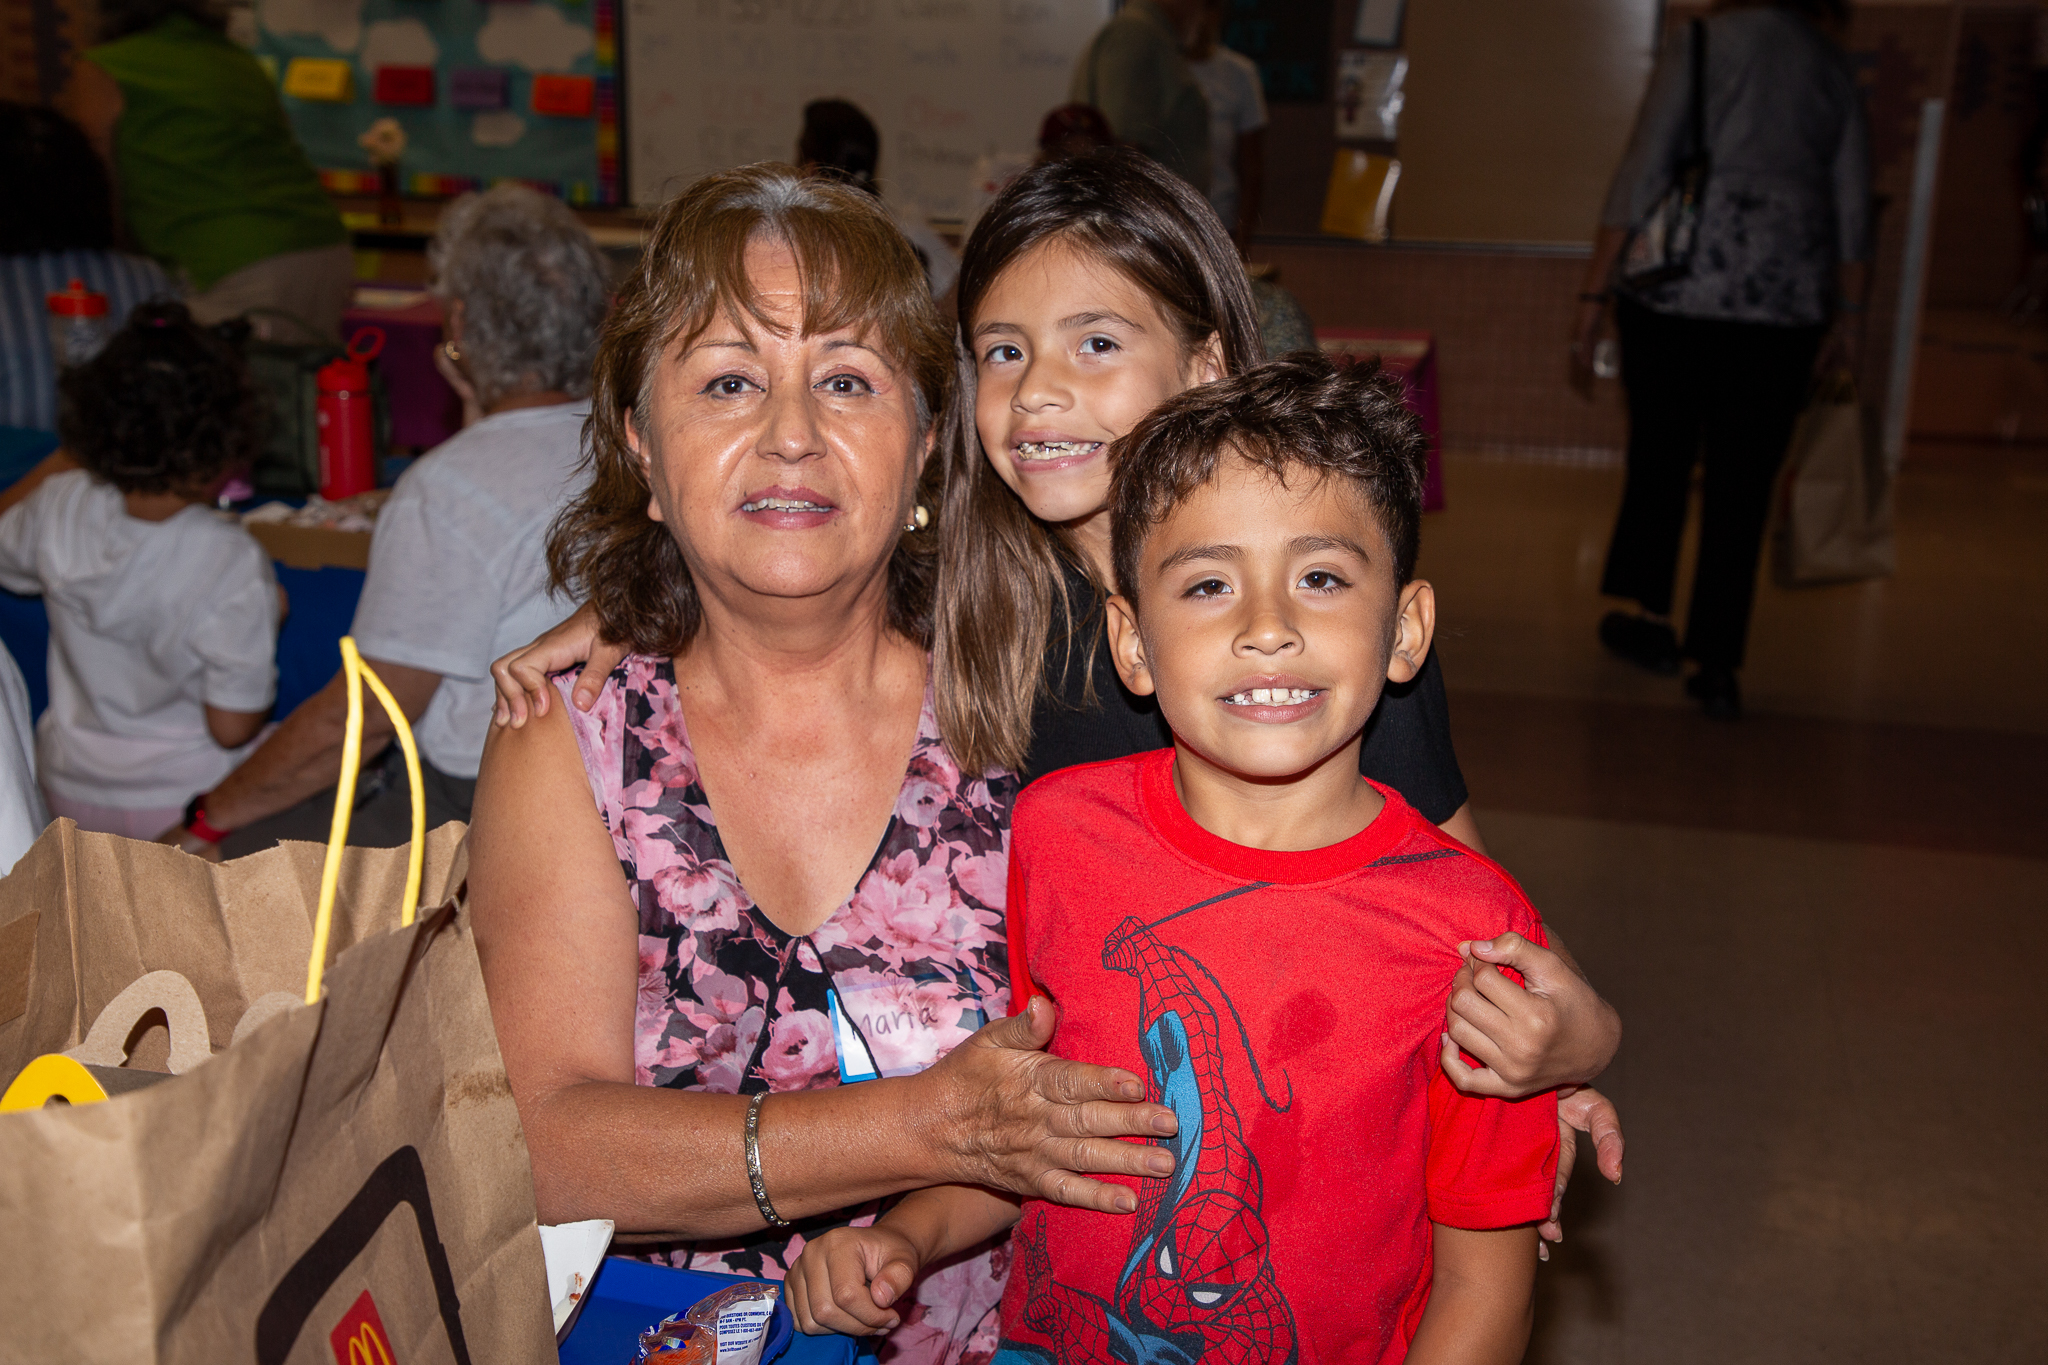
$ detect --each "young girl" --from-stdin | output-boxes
[490,151,1621,1178]
[0,302,279,837]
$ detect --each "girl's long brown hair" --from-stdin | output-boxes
[933,148,1263,777]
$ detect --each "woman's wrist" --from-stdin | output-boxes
[891,1065,975,1187]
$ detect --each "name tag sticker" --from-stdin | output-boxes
[829,989,880,1084]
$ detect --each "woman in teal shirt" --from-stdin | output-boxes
[62,0,349,340]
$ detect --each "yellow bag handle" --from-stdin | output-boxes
[0,639,422,1111]
[305,637,425,1005]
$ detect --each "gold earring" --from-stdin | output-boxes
[902,504,930,533]
[442,340,462,363]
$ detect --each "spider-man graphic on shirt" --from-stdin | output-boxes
[995,894,1298,1365]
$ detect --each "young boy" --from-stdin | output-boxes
[788,353,1558,1364]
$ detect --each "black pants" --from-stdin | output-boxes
[1602,298,1825,669]
[218,745,477,858]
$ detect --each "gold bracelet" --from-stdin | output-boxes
[744,1091,788,1228]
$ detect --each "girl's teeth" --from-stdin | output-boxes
[1225,688,1318,706]
[743,498,829,512]
[1015,440,1101,460]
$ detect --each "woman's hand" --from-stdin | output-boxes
[1439,932,1621,1097]
[787,1225,922,1337]
[489,602,625,727]
[1539,1085,1624,1260]
[1568,299,1608,398]
[915,995,1177,1213]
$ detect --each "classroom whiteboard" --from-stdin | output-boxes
[623,0,1113,219]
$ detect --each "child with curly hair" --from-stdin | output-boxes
[0,301,279,837]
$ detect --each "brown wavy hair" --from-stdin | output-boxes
[547,163,952,657]
[932,148,1263,777]
[1109,352,1428,605]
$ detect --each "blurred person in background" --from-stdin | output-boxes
[0,102,176,447]
[0,302,277,840]
[1035,102,1115,164]
[60,0,351,340]
[796,98,960,306]
[1184,0,1266,254]
[167,186,610,857]
[1573,0,1870,720]
[0,641,46,872]
[1068,0,1210,195]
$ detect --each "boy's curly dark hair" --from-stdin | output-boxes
[57,302,263,497]
[1109,350,1429,604]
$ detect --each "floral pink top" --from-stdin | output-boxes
[559,656,1017,1365]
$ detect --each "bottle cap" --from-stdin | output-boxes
[46,278,109,318]
[315,328,386,392]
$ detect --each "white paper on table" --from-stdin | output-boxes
[540,1219,616,1336]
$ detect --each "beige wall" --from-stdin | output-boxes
[1395,0,1661,245]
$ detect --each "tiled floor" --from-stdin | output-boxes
[1424,446,2048,1363]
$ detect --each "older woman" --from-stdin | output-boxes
[469,168,1170,1364]
[167,184,611,856]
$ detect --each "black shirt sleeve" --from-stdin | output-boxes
[1358,650,1468,823]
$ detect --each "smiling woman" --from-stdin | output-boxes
[467,166,1178,1365]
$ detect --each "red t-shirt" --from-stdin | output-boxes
[996,750,1558,1365]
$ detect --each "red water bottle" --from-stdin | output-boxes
[316,328,384,501]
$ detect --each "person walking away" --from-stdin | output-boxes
[1571,0,1871,719]
[1068,0,1210,195]
[60,0,351,340]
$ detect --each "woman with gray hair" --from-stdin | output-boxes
[163,184,611,857]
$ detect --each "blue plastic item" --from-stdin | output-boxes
[559,1257,856,1365]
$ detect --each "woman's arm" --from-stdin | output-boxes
[1404,1225,1537,1365]
[470,703,1179,1235]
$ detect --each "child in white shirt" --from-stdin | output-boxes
[0,302,279,837]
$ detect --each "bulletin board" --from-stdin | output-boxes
[622,0,1111,220]
[252,0,619,206]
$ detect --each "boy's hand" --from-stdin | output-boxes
[1538,1085,1624,1260]
[786,1225,923,1337]
[1440,933,1621,1095]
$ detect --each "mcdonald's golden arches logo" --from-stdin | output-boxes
[329,1289,398,1365]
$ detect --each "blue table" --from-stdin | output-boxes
[559,1257,857,1365]
[0,562,365,723]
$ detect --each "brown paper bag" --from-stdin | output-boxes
[0,820,553,1364]
[1772,373,1897,587]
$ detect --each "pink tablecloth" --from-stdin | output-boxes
[1315,329,1445,513]
[343,287,462,453]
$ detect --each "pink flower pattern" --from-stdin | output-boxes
[557,657,1015,1365]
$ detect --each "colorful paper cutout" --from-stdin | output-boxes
[449,67,509,111]
[282,56,356,104]
[373,65,436,107]
[530,73,595,119]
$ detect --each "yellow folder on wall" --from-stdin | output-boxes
[282,57,355,104]
[1321,150,1401,243]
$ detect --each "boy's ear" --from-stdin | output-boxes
[625,409,663,525]
[1104,594,1157,697]
[1188,331,1226,387]
[1386,579,1435,685]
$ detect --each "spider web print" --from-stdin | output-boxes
[996,904,1299,1365]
